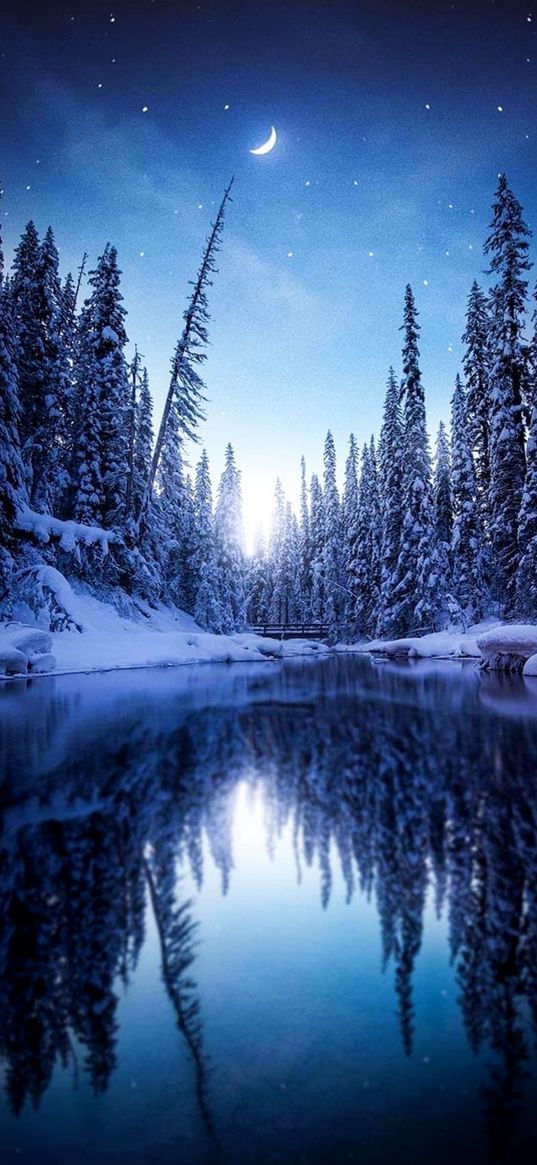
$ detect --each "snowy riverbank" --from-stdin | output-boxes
[3,587,537,681]
[363,622,537,676]
[0,589,331,679]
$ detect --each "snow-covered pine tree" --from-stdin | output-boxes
[430,420,454,625]
[309,473,325,620]
[322,430,343,638]
[342,433,359,635]
[34,227,73,511]
[192,449,221,630]
[153,403,196,610]
[94,246,130,530]
[390,286,439,633]
[72,245,130,532]
[298,455,312,621]
[347,441,382,638]
[214,443,246,632]
[267,478,286,621]
[484,174,531,611]
[125,347,142,524]
[271,501,301,624]
[450,376,487,623]
[462,281,492,525]
[0,222,27,597]
[132,367,153,523]
[376,368,404,638]
[246,528,270,626]
[433,421,453,548]
[517,280,537,615]
[137,180,233,533]
[10,221,43,499]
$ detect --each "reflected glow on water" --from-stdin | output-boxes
[0,656,537,1164]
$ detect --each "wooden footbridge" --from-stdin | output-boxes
[252,623,330,641]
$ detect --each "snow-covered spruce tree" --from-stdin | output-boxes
[214,443,246,632]
[376,368,404,638]
[390,286,440,633]
[342,433,359,636]
[322,430,344,638]
[516,399,537,617]
[10,223,72,512]
[347,441,382,639]
[124,346,142,524]
[246,528,270,625]
[517,280,537,615]
[153,403,196,611]
[484,174,531,611]
[131,366,154,523]
[9,221,43,499]
[34,227,72,512]
[192,449,221,630]
[430,420,455,625]
[71,245,130,533]
[433,421,452,547]
[0,230,27,598]
[462,280,492,525]
[450,376,487,623]
[266,478,286,620]
[271,502,301,624]
[298,455,312,621]
[309,473,325,620]
[137,180,233,534]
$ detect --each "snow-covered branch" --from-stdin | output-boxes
[15,507,119,554]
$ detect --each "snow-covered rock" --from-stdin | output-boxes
[478,625,537,672]
[364,626,488,660]
[0,625,55,676]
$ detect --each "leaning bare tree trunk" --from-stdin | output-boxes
[135,177,233,538]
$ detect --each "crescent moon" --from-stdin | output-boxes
[249,126,277,156]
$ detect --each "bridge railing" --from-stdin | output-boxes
[251,623,330,639]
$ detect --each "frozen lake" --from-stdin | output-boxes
[1,655,537,1164]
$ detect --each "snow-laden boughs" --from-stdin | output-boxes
[450,376,488,623]
[484,174,531,611]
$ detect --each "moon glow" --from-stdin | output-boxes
[249,126,277,155]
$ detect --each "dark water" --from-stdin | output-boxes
[1,655,537,1165]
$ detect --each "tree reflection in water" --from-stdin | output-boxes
[0,657,536,1153]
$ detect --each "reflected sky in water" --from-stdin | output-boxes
[0,656,537,1164]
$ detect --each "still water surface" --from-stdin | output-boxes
[1,655,537,1164]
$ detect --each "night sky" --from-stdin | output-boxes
[2,0,536,539]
